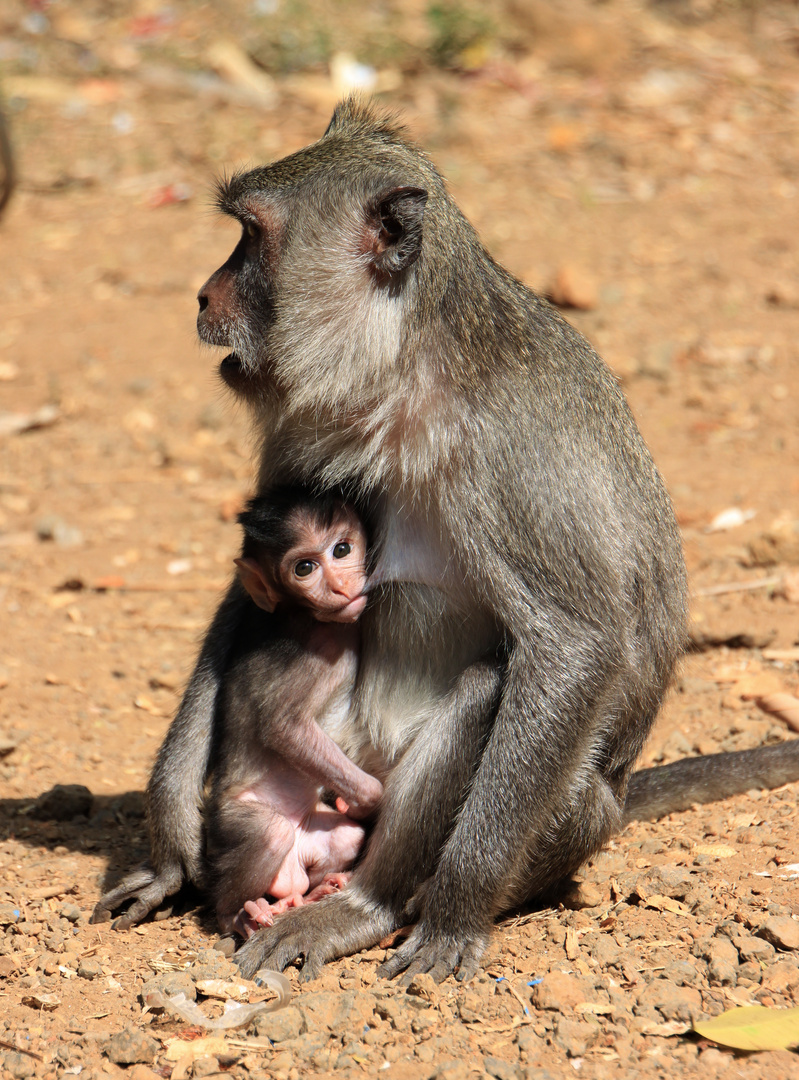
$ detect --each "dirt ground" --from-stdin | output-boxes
[1,1,799,1078]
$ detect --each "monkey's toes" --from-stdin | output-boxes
[378,925,488,984]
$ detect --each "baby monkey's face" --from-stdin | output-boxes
[281,506,368,623]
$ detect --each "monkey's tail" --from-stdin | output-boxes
[624,739,799,823]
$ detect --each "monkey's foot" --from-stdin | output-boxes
[304,872,351,902]
[378,921,490,984]
[234,889,397,981]
[91,864,183,930]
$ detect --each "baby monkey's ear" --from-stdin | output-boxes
[235,557,281,613]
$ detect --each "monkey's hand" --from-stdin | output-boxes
[232,899,275,938]
[90,863,184,930]
[334,773,383,819]
[377,912,490,985]
[233,887,397,982]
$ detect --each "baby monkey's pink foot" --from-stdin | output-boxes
[304,871,352,902]
[233,898,275,939]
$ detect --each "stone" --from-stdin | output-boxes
[128,1067,162,1080]
[662,960,702,987]
[29,784,93,821]
[530,972,596,1012]
[105,1029,159,1065]
[0,902,21,926]
[433,1063,470,1080]
[192,1057,220,1077]
[3,1053,36,1079]
[0,955,18,977]
[588,934,621,967]
[706,937,739,986]
[299,990,372,1035]
[636,979,703,1023]
[733,935,775,964]
[552,1017,599,1057]
[378,995,413,1030]
[141,971,196,1002]
[759,962,799,1000]
[484,1055,520,1079]
[759,917,799,952]
[60,903,83,923]
[252,1006,306,1042]
[78,958,104,980]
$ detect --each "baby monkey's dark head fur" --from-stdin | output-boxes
[238,487,352,563]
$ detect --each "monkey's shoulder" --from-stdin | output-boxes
[225,604,309,676]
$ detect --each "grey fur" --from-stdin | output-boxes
[92,101,799,982]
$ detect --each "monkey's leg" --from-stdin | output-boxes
[380,636,629,984]
[233,661,502,981]
[91,582,248,927]
[209,798,295,935]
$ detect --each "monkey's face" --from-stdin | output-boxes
[281,507,368,623]
[196,128,431,409]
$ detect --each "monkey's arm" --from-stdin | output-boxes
[624,740,799,823]
[91,581,249,928]
[269,686,384,818]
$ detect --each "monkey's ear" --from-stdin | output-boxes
[368,187,428,277]
[235,557,281,613]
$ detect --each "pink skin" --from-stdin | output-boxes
[231,796,364,939]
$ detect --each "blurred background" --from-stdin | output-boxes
[0,0,798,829]
[0,0,798,1062]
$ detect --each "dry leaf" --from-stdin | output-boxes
[748,693,799,733]
[195,979,250,1001]
[693,1005,799,1052]
[694,844,736,859]
[643,894,690,915]
[21,992,61,1010]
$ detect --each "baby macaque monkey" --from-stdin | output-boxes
[206,488,383,938]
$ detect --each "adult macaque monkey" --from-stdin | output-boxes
[93,100,799,981]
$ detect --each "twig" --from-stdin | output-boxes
[694,576,780,598]
[0,1040,44,1062]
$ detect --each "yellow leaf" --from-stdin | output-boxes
[693,1005,799,1052]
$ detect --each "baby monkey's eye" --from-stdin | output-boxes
[294,560,315,578]
[332,542,352,559]
[245,222,258,239]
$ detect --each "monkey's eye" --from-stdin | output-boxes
[332,542,352,559]
[245,222,259,239]
[294,560,316,578]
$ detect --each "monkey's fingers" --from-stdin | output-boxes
[378,923,489,985]
[90,864,183,928]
